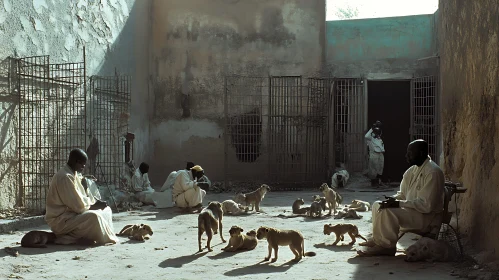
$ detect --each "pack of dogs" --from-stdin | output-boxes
[17,172,456,263]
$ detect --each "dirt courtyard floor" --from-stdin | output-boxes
[0,184,464,280]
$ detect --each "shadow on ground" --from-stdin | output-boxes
[223,260,297,276]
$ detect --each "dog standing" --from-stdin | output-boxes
[198,201,226,252]
[234,184,270,212]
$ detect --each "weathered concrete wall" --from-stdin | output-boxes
[0,0,150,209]
[148,0,326,183]
[327,14,438,78]
[439,0,499,261]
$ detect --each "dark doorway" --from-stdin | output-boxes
[367,81,411,183]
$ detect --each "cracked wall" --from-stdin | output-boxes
[439,0,499,261]
[0,0,151,209]
[148,0,326,183]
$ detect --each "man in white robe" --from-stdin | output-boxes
[358,139,445,256]
[172,165,208,210]
[365,121,385,187]
[45,149,119,246]
[132,162,155,205]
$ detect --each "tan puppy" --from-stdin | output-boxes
[256,226,316,263]
[348,199,370,212]
[221,225,258,252]
[129,224,154,241]
[292,198,310,215]
[323,223,367,246]
[117,224,142,236]
[312,195,328,212]
[234,184,271,212]
[221,200,249,215]
[319,183,338,215]
[198,201,226,252]
[334,208,363,219]
[308,201,323,218]
[404,237,459,262]
[21,231,57,248]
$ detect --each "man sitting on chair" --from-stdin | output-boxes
[358,139,445,256]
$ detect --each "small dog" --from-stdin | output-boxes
[334,208,362,219]
[198,201,226,252]
[348,199,371,212]
[319,183,338,215]
[308,201,323,218]
[292,198,310,215]
[331,169,350,189]
[312,195,328,212]
[234,184,270,212]
[21,231,57,248]
[323,223,367,246]
[256,226,316,263]
[405,237,459,262]
[221,200,249,215]
[221,225,258,252]
[117,224,143,237]
[128,224,154,241]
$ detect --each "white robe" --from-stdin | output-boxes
[371,156,444,248]
[131,169,155,204]
[365,128,385,179]
[172,170,206,208]
[45,165,119,245]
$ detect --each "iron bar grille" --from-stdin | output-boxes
[224,76,332,190]
[411,76,437,160]
[17,56,86,212]
[88,74,131,190]
[333,78,366,172]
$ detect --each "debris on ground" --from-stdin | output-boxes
[0,207,40,219]
[4,247,19,257]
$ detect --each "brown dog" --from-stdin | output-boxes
[292,198,310,215]
[198,201,226,252]
[234,184,271,212]
[323,223,367,246]
[256,226,316,263]
[221,225,258,252]
[21,231,57,248]
[128,224,154,241]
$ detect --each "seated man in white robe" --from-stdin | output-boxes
[132,162,155,205]
[357,139,445,256]
[172,165,209,211]
[45,148,119,246]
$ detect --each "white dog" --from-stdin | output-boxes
[331,169,350,189]
[404,237,458,262]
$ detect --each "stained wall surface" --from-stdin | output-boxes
[439,0,499,261]
[148,0,326,183]
[0,0,151,209]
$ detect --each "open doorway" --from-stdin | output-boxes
[367,81,411,183]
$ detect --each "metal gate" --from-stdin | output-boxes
[333,78,366,172]
[224,75,332,189]
[410,76,437,160]
[17,54,86,211]
[88,72,131,190]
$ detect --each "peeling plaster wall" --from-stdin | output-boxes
[439,0,499,261]
[327,14,438,78]
[0,0,151,209]
[149,0,326,183]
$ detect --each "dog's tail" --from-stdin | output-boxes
[302,240,317,257]
[304,251,317,257]
[356,234,367,242]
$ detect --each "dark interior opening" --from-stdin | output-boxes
[367,81,411,182]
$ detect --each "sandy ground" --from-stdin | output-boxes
[0,185,462,280]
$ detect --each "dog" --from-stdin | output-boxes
[221,225,258,252]
[334,208,362,219]
[221,200,249,215]
[404,237,459,262]
[308,201,323,218]
[128,224,154,241]
[256,226,316,263]
[234,184,270,212]
[198,201,226,252]
[331,169,350,189]
[348,199,370,212]
[292,198,310,215]
[323,223,367,246]
[21,231,57,248]
[319,183,338,215]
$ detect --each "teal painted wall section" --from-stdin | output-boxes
[327,14,437,62]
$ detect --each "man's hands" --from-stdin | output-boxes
[89,200,108,210]
[379,195,399,210]
[197,182,210,191]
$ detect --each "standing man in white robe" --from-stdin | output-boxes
[365,121,385,187]
[45,148,119,245]
[172,165,208,211]
[132,162,155,205]
[357,139,445,256]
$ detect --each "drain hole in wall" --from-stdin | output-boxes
[229,108,262,162]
